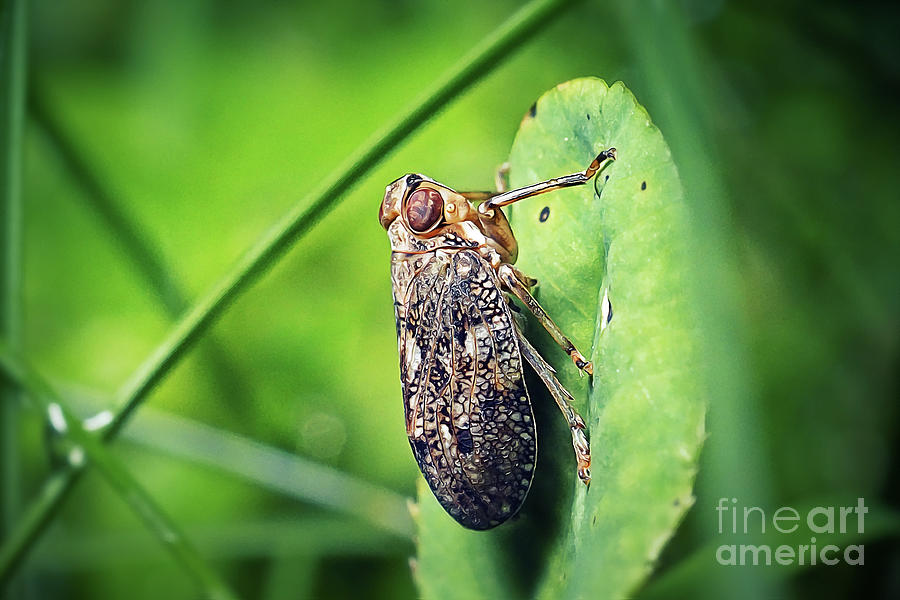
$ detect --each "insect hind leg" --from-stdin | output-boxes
[517,332,591,485]
[498,264,590,375]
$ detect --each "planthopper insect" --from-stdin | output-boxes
[379,148,616,529]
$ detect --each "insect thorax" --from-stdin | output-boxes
[388,219,503,302]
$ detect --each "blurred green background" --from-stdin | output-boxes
[2,0,899,598]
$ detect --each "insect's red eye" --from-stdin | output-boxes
[405,188,444,233]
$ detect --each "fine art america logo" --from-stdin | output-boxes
[715,498,867,566]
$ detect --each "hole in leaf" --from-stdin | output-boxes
[601,288,613,331]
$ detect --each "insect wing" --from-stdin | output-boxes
[393,249,537,529]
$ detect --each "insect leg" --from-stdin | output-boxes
[498,264,592,375]
[502,263,537,288]
[517,332,591,485]
[477,148,616,215]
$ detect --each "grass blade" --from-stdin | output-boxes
[33,516,409,570]
[63,389,414,537]
[0,1,28,598]
[107,0,579,439]
[26,84,183,314]
[27,81,255,418]
[119,405,416,538]
[0,0,580,582]
[0,343,240,600]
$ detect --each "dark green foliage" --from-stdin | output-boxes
[1,1,898,599]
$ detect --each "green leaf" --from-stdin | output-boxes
[412,478,519,599]
[414,78,706,600]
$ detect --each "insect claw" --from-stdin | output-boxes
[573,356,593,376]
[578,466,592,486]
[576,449,592,485]
[584,147,617,179]
[571,419,591,485]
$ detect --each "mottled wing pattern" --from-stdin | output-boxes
[392,248,536,529]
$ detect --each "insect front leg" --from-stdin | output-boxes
[477,148,616,215]
[517,333,591,485]
[502,263,537,288]
[498,263,592,375]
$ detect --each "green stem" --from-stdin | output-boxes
[109,401,415,538]
[33,516,409,569]
[0,469,75,587]
[107,0,577,439]
[0,0,578,583]
[0,344,239,600]
[27,81,255,419]
[0,1,27,598]
[45,387,414,537]
[27,85,181,314]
